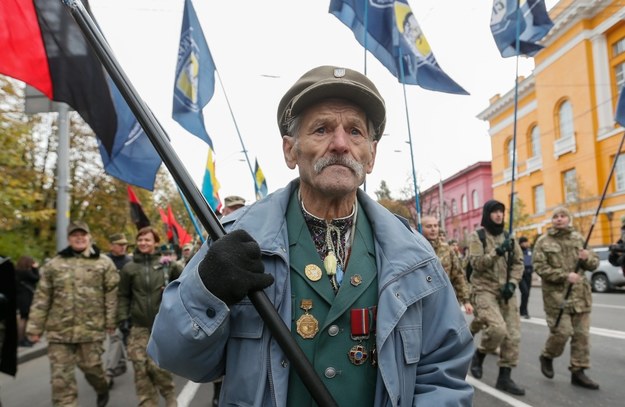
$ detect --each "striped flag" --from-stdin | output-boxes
[254,158,268,200]
[201,147,221,211]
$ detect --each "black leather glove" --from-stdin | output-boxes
[495,238,514,256]
[198,229,274,305]
[500,282,516,301]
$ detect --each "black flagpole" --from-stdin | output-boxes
[61,1,338,405]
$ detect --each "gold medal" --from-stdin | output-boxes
[348,344,368,365]
[296,299,319,339]
[304,264,322,282]
[350,274,362,286]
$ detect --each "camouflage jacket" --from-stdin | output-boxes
[468,228,523,295]
[429,238,470,303]
[532,226,598,313]
[26,245,119,343]
[118,251,182,329]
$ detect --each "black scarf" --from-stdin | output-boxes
[481,199,505,236]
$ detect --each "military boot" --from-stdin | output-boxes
[495,367,526,396]
[571,369,600,390]
[539,355,554,378]
[470,350,486,379]
[96,390,109,407]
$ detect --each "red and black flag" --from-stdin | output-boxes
[0,0,161,190]
[159,206,192,247]
[127,186,150,230]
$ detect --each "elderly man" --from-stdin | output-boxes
[533,206,600,389]
[27,221,119,407]
[148,66,473,406]
[221,196,246,217]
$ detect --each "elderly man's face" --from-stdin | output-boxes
[282,99,377,197]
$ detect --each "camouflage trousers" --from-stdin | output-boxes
[542,310,590,371]
[47,341,108,407]
[471,290,521,367]
[127,326,176,407]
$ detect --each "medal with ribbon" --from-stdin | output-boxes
[348,306,377,366]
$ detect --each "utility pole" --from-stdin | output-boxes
[55,103,70,251]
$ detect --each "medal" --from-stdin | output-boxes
[304,264,322,282]
[348,306,378,367]
[296,299,319,339]
[350,274,362,286]
[348,344,368,365]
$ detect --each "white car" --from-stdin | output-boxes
[585,247,625,293]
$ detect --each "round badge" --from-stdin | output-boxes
[350,274,363,286]
[305,264,322,281]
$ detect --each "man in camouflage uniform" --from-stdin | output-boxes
[421,215,473,314]
[533,206,600,389]
[468,200,525,395]
[27,221,119,407]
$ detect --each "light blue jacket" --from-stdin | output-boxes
[148,180,474,407]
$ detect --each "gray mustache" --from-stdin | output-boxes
[314,155,364,178]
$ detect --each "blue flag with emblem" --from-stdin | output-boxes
[173,0,216,148]
[254,158,268,200]
[490,0,554,58]
[616,87,625,127]
[329,0,468,95]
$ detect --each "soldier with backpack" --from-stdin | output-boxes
[468,199,525,396]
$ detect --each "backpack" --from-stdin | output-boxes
[465,229,509,282]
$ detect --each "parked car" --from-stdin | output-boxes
[584,247,625,293]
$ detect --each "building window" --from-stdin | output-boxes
[506,138,517,167]
[615,155,625,192]
[530,125,541,157]
[462,227,468,239]
[563,169,578,203]
[616,61,625,91]
[533,184,546,214]
[461,194,468,213]
[451,199,458,215]
[558,100,574,140]
[472,190,479,209]
[613,37,625,57]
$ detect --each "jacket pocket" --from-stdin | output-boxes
[542,243,563,268]
[399,326,421,364]
[229,300,264,339]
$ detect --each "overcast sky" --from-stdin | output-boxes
[90,0,559,203]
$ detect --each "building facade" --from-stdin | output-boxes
[419,161,493,247]
[477,0,625,246]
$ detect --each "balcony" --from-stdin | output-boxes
[526,155,542,173]
[554,135,576,159]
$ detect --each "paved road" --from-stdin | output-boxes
[2,287,623,406]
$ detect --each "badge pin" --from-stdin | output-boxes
[350,274,363,286]
[304,264,322,282]
[348,344,368,365]
[296,299,319,339]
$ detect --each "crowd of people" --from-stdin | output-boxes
[0,64,615,406]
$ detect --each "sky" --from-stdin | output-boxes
[89,0,560,204]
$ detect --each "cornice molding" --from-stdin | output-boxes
[541,0,612,47]
[476,75,535,121]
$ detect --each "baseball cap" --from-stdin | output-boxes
[277,66,386,140]
[224,195,246,208]
[67,221,90,235]
[108,233,128,245]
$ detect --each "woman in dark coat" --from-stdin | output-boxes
[15,256,39,347]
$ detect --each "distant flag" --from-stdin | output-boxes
[616,87,625,127]
[0,0,161,190]
[254,158,268,200]
[490,0,554,58]
[329,0,468,95]
[127,186,151,230]
[172,0,216,148]
[158,208,173,241]
[201,147,222,212]
[167,206,192,247]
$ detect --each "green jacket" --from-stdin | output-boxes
[118,251,182,329]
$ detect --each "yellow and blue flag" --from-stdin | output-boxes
[329,0,467,95]
[490,0,554,58]
[254,158,268,200]
[173,0,216,148]
[201,147,221,212]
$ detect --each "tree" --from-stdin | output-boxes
[375,180,392,200]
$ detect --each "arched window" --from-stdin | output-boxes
[451,199,458,215]
[461,194,468,213]
[506,138,516,167]
[558,100,574,139]
[472,190,479,209]
[530,125,541,157]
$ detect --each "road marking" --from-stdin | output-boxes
[466,376,534,407]
[523,317,625,339]
[593,303,625,310]
[177,381,202,407]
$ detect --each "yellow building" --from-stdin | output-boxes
[478,0,625,247]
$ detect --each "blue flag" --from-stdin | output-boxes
[616,87,625,127]
[490,0,554,58]
[201,147,222,212]
[173,0,216,148]
[329,0,468,95]
[99,77,162,190]
[254,158,268,200]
